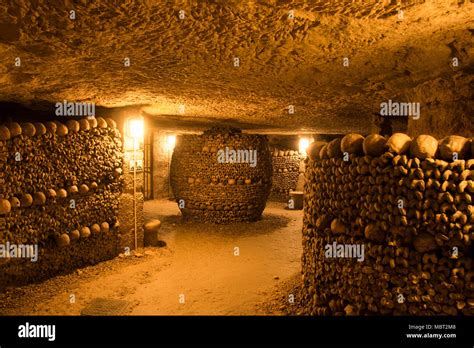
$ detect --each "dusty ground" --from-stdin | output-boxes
[0,200,303,316]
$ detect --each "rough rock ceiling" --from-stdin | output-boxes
[0,0,472,133]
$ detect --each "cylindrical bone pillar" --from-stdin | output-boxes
[302,133,474,316]
[170,127,272,223]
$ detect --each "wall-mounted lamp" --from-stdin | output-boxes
[128,118,144,139]
[167,135,176,150]
[299,137,311,156]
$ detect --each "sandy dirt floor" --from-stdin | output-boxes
[0,200,302,316]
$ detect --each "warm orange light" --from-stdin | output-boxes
[167,135,176,150]
[128,118,144,139]
[299,137,311,155]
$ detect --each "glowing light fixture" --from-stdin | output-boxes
[129,118,144,139]
[167,135,176,150]
[299,137,311,156]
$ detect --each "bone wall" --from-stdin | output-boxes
[0,118,124,287]
[269,147,304,202]
[170,127,272,223]
[302,133,474,315]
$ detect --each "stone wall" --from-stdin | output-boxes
[170,127,272,223]
[152,131,172,199]
[302,132,474,315]
[408,75,474,139]
[0,117,123,288]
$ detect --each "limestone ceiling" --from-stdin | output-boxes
[0,0,472,133]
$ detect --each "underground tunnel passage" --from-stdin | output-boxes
[0,0,473,345]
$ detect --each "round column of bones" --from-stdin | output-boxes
[302,133,474,316]
[170,127,273,223]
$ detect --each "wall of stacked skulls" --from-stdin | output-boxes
[302,133,474,315]
[269,147,304,201]
[0,117,123,287]
[170,127,272,223]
